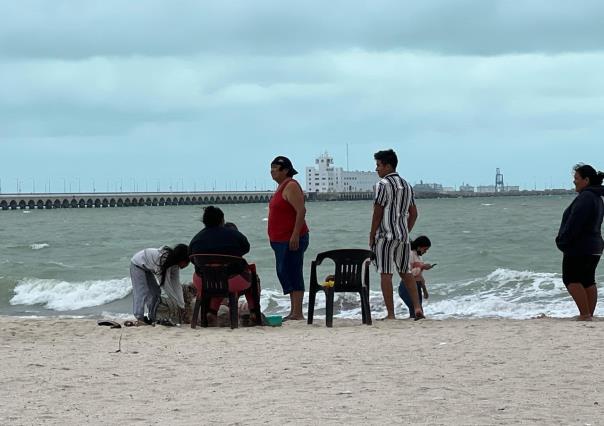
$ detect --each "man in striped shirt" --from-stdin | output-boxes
[369,149,424,320]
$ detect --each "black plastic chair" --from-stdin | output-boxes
[189,254,262,329]
[307,249,374,327]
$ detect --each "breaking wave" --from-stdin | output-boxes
[7,268,595,319]
[10,277,132,311]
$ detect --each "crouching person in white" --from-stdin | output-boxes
[129,244,190,326]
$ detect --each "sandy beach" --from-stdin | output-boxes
[1,317,603,425]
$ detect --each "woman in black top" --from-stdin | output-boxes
[556,164,604,320]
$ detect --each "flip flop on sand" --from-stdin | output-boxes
[124,318,155,327]
[97,320,122,329]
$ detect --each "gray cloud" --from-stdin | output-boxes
[1,1,603,192]
[1,0,604,59]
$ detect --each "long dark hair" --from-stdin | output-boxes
[411,236,431,252]
[159,244,189,286]
[574,163,604,186]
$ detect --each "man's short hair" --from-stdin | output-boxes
[374,149,398,169]
[202,206,224,227]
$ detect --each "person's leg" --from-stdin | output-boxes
[290,291,304,319]
[397,282,414,318]
[271,241,290,295]
[272,241,297,318]
[272,241,295,318]
[229,274,254,309]
[566,283,591,320]
[416,282,423,308]
[398,242,423,319]
[399,273,422,318]
[374,238,396,319]
[563,255,593,320]
[380,273,395,319]
[586,285,597,316]
[145,270,162,322]
[192,272,202,297]
[286,234,309,320]
[130,264,149,321]
[586,256,600,316]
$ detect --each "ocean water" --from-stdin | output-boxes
[1,196,601,320]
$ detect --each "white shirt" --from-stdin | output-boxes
[410,250,424,278]
[131,247,185,308]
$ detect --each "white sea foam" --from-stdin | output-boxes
[6,268,588,319]
[262,218,268,222]
[30,243,50,250]
[259,268,583,320]
[10,277,132,311]
[402,268,576,319]
[100,311,135,321]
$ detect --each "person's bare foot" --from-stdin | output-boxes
[414,309,425,320]
[379,315,396,320]
[283,315,305,321]
[575,315,593,321]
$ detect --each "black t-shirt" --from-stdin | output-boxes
[189,226,250,257]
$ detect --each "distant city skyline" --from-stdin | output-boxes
[1,1,602,192]
[0,154,571,195]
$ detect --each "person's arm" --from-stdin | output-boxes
[556,193,593,251]
[370,181,386,247]
[370,204,384,247]
[420,277,428,299]
[237,231,251,256]
[283,181,306,251]
[410,252,423,276]
[408,204,418,232]
[410,261,423,277]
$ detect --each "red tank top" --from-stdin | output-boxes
[268,179,309,242]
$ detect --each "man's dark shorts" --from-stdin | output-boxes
[562,255,601,288]
[270,233,309,294]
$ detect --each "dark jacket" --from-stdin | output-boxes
[556,186,604,256]
[189,226,250,257]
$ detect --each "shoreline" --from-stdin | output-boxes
[1,316,602,424]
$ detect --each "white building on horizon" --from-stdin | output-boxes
[306,152,378,193]
[476,185,520,193]
[413,181,443,193]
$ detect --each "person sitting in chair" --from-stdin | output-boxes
[189,206,259,324]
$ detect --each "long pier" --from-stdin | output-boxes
[0,189,570,210]
[0,190,374,210]
[0,191,272,210]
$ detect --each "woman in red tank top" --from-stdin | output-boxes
[268,156,310,320]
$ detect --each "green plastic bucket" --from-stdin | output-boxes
[265,315,283,326]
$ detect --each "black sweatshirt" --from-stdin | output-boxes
[556,186,604,256]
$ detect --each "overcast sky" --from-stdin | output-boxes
[1,0,603,193]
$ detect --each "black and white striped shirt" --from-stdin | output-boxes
[374,172,415,241]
